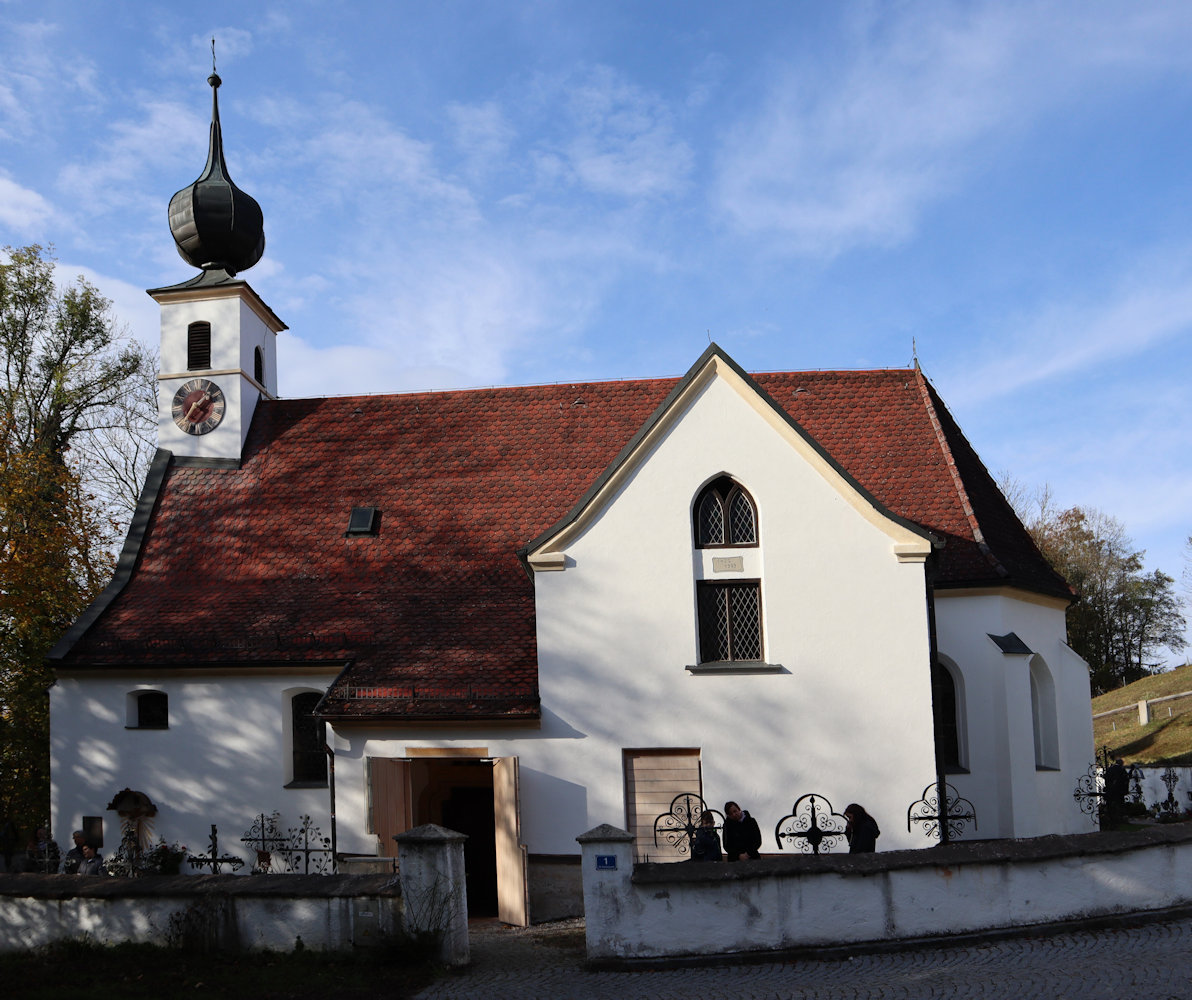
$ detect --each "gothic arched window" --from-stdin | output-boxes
[693,476,762,663]
[694,476,757,548]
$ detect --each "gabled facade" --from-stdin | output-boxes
[48,72,1093,926]
[49,342,1094,923]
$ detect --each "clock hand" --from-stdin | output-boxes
[183,391,212,422]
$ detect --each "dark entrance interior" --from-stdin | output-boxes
[410,759,497,917]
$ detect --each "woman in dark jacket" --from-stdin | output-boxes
[722,801,762,861]
[844,803,880,854]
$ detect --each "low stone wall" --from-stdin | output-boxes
[1,824,469,965]
[577,822,1192,963]
[0,873,402,953]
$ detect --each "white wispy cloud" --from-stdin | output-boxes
[944,252,1192,406]
[532,65,694,201]
[448,101,515,179]
[0,172,57,234]
[714,2,1192,257]
[56,100,206,216]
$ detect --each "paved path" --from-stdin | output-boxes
[413,915,1192,999]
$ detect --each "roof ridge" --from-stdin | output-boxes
[268,366,922,406]
[911,369,1009,580]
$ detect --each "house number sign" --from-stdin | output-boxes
[595,855,617,871]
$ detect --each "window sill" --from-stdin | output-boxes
[685,662,786,675]
[942,766,970,775]
[125,725,168,730]
[1035,765,1061,772]
[284,780,329,789]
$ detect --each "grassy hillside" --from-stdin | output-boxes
[1091,664,1192,766]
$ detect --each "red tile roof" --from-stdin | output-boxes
[52,358,1070,720]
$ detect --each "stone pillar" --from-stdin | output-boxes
[576,824,635,960]
[1139,700,1151,725]
[394,824,469,966]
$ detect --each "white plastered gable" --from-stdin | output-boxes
[522,347,935,572]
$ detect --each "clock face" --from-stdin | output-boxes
[172,378,227,435]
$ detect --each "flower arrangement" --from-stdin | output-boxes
[143,837,188,874]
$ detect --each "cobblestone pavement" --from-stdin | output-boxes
[412,916,1192,1000]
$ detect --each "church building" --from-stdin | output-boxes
[49,73,1094,924]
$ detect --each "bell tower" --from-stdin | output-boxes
[149,65,286,464]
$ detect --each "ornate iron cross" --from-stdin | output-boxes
[278,815,333,874]
[774,794,847,854]
[241,812,288,873]
[187,824,244,874]
[1072,761,1104,825]
[908,781,977,842]
[652,792,723,860]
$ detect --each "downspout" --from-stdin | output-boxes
[324,742,337,871]
[924,547,950,846]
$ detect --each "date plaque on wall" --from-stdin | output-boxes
[712,556,744,573]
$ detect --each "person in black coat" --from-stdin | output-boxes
[844,803,880,854]
[722,801,762,861]
[691,810,723,862]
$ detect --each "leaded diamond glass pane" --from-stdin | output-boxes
[728,490,756,544]
[729,585,761,659]
[697,582,762,662]
[697,492,724,546]
[697,584,730,661]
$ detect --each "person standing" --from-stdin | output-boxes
[62,830,87,874]
[691,811,723,862]
[1104,757,1129,823]
[77,843,104,875]
[722,801,762,861]
[843,803,880,854]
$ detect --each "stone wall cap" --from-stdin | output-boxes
[630,823,1192,885]
[0,872,400,900]
[394,823,468,844]
[577,824,634,844]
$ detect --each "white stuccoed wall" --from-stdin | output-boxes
[934,592,1093,839]
[51,671,341,866]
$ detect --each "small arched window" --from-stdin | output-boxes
[254,346,265,388]
[128,690,168,729]
[1029,657,1060,770]
[694,476,757,547]
[187,322,212,370]
[932,660,967,772]
[290,692,327,785]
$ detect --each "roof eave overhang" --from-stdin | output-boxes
[48,449,174,663]
[147,271,288,333]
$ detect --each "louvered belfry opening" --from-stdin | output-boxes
[187,321,212,370]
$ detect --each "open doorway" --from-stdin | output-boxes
[367,753,528,925]
[416,759,497,916]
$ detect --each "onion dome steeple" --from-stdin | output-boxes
[168,69,265,276]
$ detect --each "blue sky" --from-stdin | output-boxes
[2,1,1190,660]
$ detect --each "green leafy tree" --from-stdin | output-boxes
[0,245,155,834]
[0,448,113,829]
[1006,482,1187,692]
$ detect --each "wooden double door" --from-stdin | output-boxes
[368,753,529,926]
